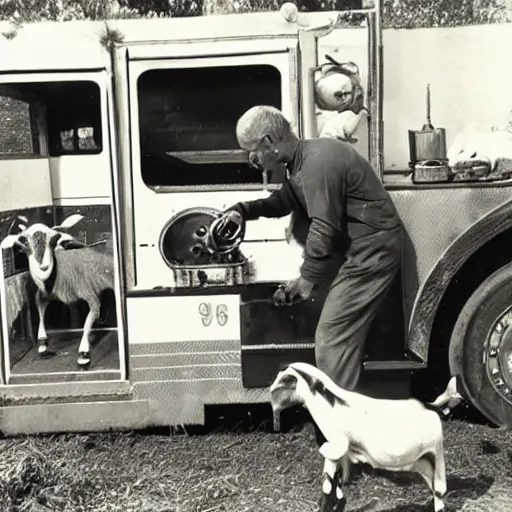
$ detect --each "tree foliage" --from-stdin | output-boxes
[208,0,511,25]
[382,0,510,28]
[0,0,510,26]
[0,0,201,23]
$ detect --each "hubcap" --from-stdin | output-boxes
[485,309,512,404]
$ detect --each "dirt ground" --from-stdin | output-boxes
[0,408,511,512]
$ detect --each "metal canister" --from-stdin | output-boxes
[408,84,447,165]
[409,127,447,163]
[413,159,451,184]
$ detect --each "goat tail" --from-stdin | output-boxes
[427,376,464,415]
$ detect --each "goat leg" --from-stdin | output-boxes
[319,458,346,512]
[340,455,352,485]
[77,301,100,368]
[412,451,446,512]
[319,440,349,512]
[35,289,51,356]
[433,442,447,512]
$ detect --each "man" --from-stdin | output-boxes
[228,105,402,394]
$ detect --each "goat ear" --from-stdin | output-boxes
[53,214,84,232]
[281,374,298,389]
[276,374,298,391]
[293,368,317,391]
[1,234,29,252]
[1,235,20,250]
[270,373,297,393]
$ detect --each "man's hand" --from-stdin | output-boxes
[272,276,314,306]
[223,202,248,219]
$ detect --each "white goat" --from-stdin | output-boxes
[270,362,463,512]
[1,214,113,368]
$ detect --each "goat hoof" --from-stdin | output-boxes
[77,352,91,368]
[37,340,50,356]
[319,495,346,512]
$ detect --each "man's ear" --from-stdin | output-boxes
[262,135,274,148]
[249,152,262,169]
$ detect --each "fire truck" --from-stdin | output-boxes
[0,0,511,435]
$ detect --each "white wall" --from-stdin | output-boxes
[319,23,512,170]
[49,153,112,201]
[0,158,52,211]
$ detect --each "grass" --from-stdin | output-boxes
[0,410,511,512]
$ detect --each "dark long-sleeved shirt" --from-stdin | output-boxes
[242,138,401,284]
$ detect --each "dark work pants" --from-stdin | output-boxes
[315,226,403,393]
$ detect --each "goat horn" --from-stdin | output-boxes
[18,224,27,231]
[53,213,85,231]
[17,215,29,223]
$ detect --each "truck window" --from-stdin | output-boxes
[0,96,39,157]
[137,64,282,188]
[45,81,102,156]
[0,81,102,158]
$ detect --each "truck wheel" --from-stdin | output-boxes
[449,262,512,427]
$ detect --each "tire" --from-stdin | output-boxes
[449,262,512,428]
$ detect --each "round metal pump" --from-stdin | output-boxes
[159,207,245,268]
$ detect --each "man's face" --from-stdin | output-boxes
[243,135,285,175]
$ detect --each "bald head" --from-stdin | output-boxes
[236,106,293,149]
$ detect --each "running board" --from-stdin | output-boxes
[0,399,150,436]
[242,344,427,388]
[363,360,426,371]
[0,381,133,407]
